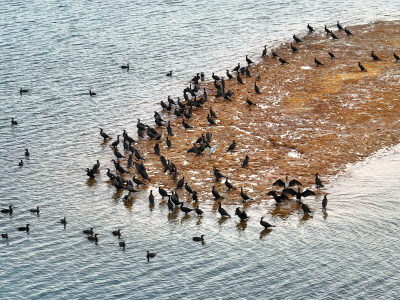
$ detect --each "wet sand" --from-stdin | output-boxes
[109,21,400,209]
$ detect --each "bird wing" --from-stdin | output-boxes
[272,179,285,187]
[289,179,302,187]
[301,189,316,197]
[282,188,296,196]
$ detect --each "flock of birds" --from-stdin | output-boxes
[7,21,390,257]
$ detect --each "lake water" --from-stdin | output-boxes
[1,1,400,299]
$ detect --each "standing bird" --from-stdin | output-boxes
[290,43,298,53]
[235,208,248,221]
[218,202,230,217]
[284,187,315,201]
[99,128,111,140]
[212,186,224,200]
[394,53,400,61]
[226,140,236,153]
[371,51,381,61]
[182,119,193,130]
[111,135,120,148]
[166,136,172,148]
[233,63,240,72]
[344,27,353,35]
[328,51,336,59]
[307,24,315,32]
[225,178,237,191]
[262,45,267,57]
[148,190,155,205]
[195,205,204,217]
[246,55,253,65]
[358,62,367,72]
[324,25,331,34]
[314,57,324,67]
[154,143,160,156]
[267,191,289,204]
[158,187,169,199]
[241,155,249,168]
[246,97,256,106]
[322,195,328,209]
[184,182,194,195]
[337,21,344,31]
[300,201,312,214]
[175,177,185,190]
[260,217,275,229]
[315,173,324,188]
[254,82,261,94]
[240,187,253,202]
[209,107,218,118]
[180,202,193,215]
[237,73,244,84]
[226,70,233,80]
[147,251,156,261]
[207,114,218,126]
[279,57,289,65]
[273,176,302,189]
[330,32,339,40]
[293,35,303,43]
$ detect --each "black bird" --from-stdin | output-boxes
[225,178,237,191]
[344,27,353,35]
[111,135,120,148]
[300,201,312,214]
[337,21,344,31]
[315,173,324,188]
[121,63,129,69]
[166,136,172,149]
[11,118,18,125]
[246,97,256,106]
[324,25,331,34]
[158,187,169,199]
[262,45,267,57]
[147,251,156,261]
[83,228,94,234]
[271,50,278,58]
[279,57,289,65]
[25,149,30,157]
[233,63,241,73]
[182,119,193,130]
[254,82,261,94]
[273,176,302,189]
[293,35,303,43]
[212,186,224,200]
[184,182,194,195]
[92,160,100,172]
[314,57,324,67]
[192,191,198,202]
[20,87,29,93]
[209,107,217,118]
[267,191,289,204]
[226,70,233,80]
[226,140,236,152]
[358,62,367,72]
[322,195,328,209]
[60,217,67,225]
[1,205,13,214]
[176,177,184,190]
[112,229,121,237]
[166,70,173,76]
[180,202,193,215]
[330,32,339,40]
[240,187,253,202]
[1,233,8,239]
[193,235,204,242]
[213,167,226,181]
[207,114,217,126]
[19,160,23,166]
[89,90,96,96]
[167,198,174,212]
[328,51,336,59]
[18,224,30,232]
[88,234,99,242]
[246,55,253,65]
[166,121,174,137]
[134,149,145,161]
[195,205,203,217]
[218,202,230,217]
[237,73,244,84]
[235,208,248,221]
[206,132,212,142]
[114,150,125,159]
[212,73,220,81]
[132,175,146,187]
[394,53,400,61]
[154,143,160,156]
[307,24,314,32]
[290,43,298,53]
[119,241,126,248]
[30,206,40,214]
[114,160,129,174]
[371,51,381,61]
[106,168,116,180]
[283,187,315,201]
[241,155,249,168]
[260,217,275,229]
[147,190,155,205]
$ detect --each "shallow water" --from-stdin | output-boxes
[1,1,400,299]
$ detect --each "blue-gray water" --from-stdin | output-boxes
[1,1,400,299]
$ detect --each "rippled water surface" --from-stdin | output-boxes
[1,1,400,299]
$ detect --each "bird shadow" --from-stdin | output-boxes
[218,216,230,226]
[260,228,272,239]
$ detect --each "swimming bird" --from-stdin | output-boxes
[11,118,18,125]
[25,149,30,157]
[358,62,367,72]
[246,55,253,65]
[273,176,302,189]
[290,43,298,53]
[267,191,289,204]
[322,195,328,209]
[1,205,13,214]
[226,140,236,152]
[147,251,156,261]
[254,82,261,94]
[330,32,339,39]
[209,145,217,155]
[180,202,193,215]
[283,187,315,201]
[371,51,381,61]
[344,27,353,35]
[241,155,249,168]
[262,45,267,57]
[20,87,29,93]
[60,217,67,225]
[394,53,400,61]
[18,224,30,232]
[83,228,94,234]
[89,90,96,96]
[112,229,121,237]
[279,57,289,65]
[307,24,314,32]
[19,160,23,166]
[314,57,324,67]
[195,205,203,217]
[184,182,194,195]
[30,206,40,214]
[225,178,237,191]
[315,173,324,188]
[212,186,224,200]
[99,128,111,140]
[328,51,336,59]
[300,201,312,214]
[246,97,256,106]
[88,233,99,242]
[235,208,248,221]
[218,202,230,217]
[240,187,253,202]
[121,63,129,69]
[1,233,8,239]
[324,25,331,34]
[260,217,275,229]
[193,235,204,242]
[166,70,173,76]
[337,21,344,31]
[182,119,193,130]
[293,35,303,43]
[119,241,126,248]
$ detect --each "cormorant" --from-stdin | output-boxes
[212,186,224,200]
[114,150,125,159]
[175,177,184,190]
[88,233,99,241]
[112,229,121,237]
[1,205,13,214]
[83,228,94,234]
[307,24,314,32]
[193,235,204,242]
[226,70,233,80]
[11,118,18,125]
[300,201,312,214]
[167,198,174,212]
[246,55,253,65]
[330,32,339,40]
[207,114,217,126]
[291,43,298,53]
[182,119,193,130]
[271,50,278,58]
[279,57,289,65]
[184,182,194,195]
[260,217,275,229]
[241,155,249,168]
[273,176,302,189]
[293,35,303,43]
[226,140,236,152]
[106,168,116,180]
[212,73,220,81]
[119,241,126,248]
[225,178,237,191]
[209,107,217,119]
[371,51,381,61]
[111,135,120,148]
[213,167,226,181]
[154,143,160,156]
[147,251,156,261]
[1,233,8,239]
[358,62,367,72]
[192,191,198,202]
[267,191,289,204]
[394,53,400,61]
[20,87,29,93]
[324,25,331,34]
[254,82,261,94]
[235,208,248,220]
[195,205,203,217]
[218,202,230,217]
[121,63,129,69]
[237,73,244,84]
[246,97,256,106]
[92,160,100,172]
[322,195,328,209]
[337,21,344,31]
[328,51,336,59]
[60,217,67,225]
[314,57,324,67]
[180,202,193,215]
[262,45,267,57]
[89,90,96,96]
[25,149,30,157]
[30,206,40,214]
[240,187,253,202]
[283,187,315,200]
[158,187,169,199]
[18,224,30,232]
[344,27,353,35]
[233,63,240,72]
[315,173,324,188]
[19,160,23,166]
[166,70,173,76]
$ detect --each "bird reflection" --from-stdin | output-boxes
[180,214,191,224]
[236,220,247,231]
[323,210,328,220]
[260,228,272,239]
[123,201,133,209]
[218,216,229,226]
[86,178,96,187]
[196,216,203,226]
[300,213,313,223]
[167,208,180,222]
[112,190,124,201]
[148,204,155,212]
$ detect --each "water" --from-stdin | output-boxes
[1,1,400,299]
